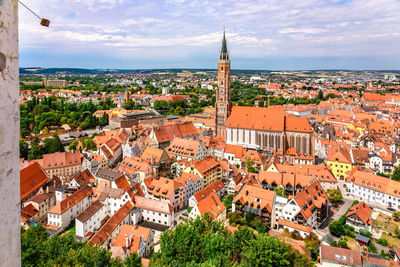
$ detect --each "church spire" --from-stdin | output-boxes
[219,28,229,61]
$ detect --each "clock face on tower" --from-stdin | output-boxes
[219,89,225,95]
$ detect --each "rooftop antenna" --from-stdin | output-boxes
[18,0,50,27]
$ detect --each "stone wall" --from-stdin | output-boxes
[0,0,21,265]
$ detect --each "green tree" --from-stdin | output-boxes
[20,139,29,159]
[223,194,233,210]
[124,253,142,267]
[392,166,400,182]
[81,138,97,150]
[28,144,43,160]
[123,100,135,110]
[393,211,400,221]
[246,158,257,173]
[327,189,343,203]
[329,220,345,237]
[242,234,291,267]
[68,140,78,151]
[274,186,287,197]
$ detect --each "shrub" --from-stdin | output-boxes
[329,220,345,237]
[359,229,372,238]
[330,240,338,247]
[377,238,388,246]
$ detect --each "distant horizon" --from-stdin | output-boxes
[19,67,400,72]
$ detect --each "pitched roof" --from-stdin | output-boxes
[48,186,93,215]
[110,224,152,255]
[226,106,285,131]
[346,201,373,225]
[90,201,134,246]
[21,203,39,222]
[167,137,201,159]
[193,179,224,202]
[320,245,362,266]
[20,162,49,200]
[134,196,173,214]
[153,122,198,143]
[42,151,83,169]
[285,116,314,133]
[224,144,245,158]
[147,177,183,199]
[196,192,226,218]
[293,180,328,220]
[71,169,95,186]
[76,200,104,223]
[141,146,167,163]
[233,184,275,214]
[193,156,221,176]
[278,219,312,233]
[96,168,124,182]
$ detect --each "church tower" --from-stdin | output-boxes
[215,29,231,137]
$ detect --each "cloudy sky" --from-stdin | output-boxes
[19,0,400,70]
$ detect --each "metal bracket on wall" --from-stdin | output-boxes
[0,53,5,71]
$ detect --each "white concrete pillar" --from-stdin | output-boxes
[0,0,20,265]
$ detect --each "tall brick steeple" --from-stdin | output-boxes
[215,29,231,137]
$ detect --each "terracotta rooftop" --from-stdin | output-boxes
[90,201,134,246]
[48,186,93,215]
[20,162,49,200]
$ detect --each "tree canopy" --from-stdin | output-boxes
[149,215,313,266]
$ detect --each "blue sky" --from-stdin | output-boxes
[19,0,400,70]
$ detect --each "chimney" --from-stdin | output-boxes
[125,237,129,248]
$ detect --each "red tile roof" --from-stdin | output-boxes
[346,202,373,225]
[90,201,134,246]
[196,192,226,218]
[233,184,275,214]
[20,162,49,200]
[226,106,285,131]
[42,151,83,169]
[48,186,93,215]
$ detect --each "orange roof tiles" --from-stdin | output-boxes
[196,192,226,218]
[48,186,93,215]
[226,106,285,131]
[293,180,328,220]
[233,184,275,214]
[20,162,49,200]
[346,202,373,225]
[285,116,314,133]
[134,195,173,214]
[278,219,312,233]
[42,151,83,169]
[90,201,134,246]
[193,179,224,202]
[152,122,198,143]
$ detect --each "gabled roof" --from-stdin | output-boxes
[48,186,93,215]
[293,180,328,220]
[71,169,95,186]
[20,162,49,200]
[76,200,104,223]
[320,245,362,266]
[193,179,224,202]
[193,156,221,176]
[42,151,83,169]
[346,202,373,225]
[141,146,167,163]
[152,122,198,143]
[233,184,275,214]
[90,201,134,246]
[134,196,173,214]
[226,106,285,131]
[196,192,226,218]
